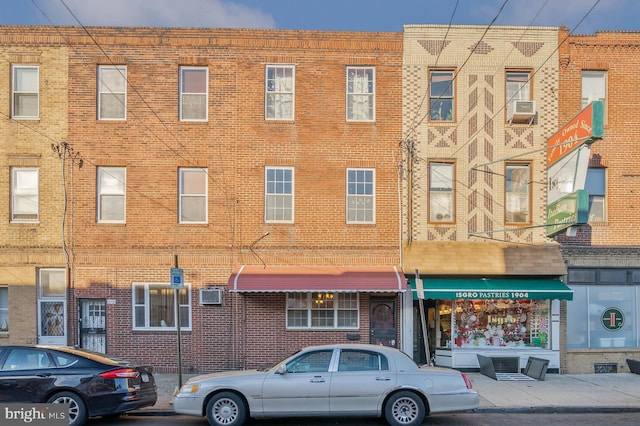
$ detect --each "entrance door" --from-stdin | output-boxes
[370,298,397,347]
[38,300,66,345]
[79,299,107,353]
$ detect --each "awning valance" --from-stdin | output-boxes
[409,278,573,301]
[229,265,406,293]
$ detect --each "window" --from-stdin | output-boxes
[506,70,531,117]
[0,287,8,332]
[39,269,66,298]
[11,65,39,119]
[505,163,531,224]
[429,70,454,121]
[265,167,294,223]
[11,168,39,222]
[346,66,375,121]
[265,65,294,120]
[429,162,454,223]
[179,66,208,121]
[582,71,606,109]
[98,65,127,120]
[285,350,333,373]
[97,167,126,223]
[585,168,606,222]
[347,168,375,224]
[2,348,52,370]
[133,283,191,330]
[179,168,208,224]
[286,292,359,329]
[338,350,389,371]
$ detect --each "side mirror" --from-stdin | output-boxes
[276,364,287,375]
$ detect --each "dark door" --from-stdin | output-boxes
[370,298,397,347]
[79,299,107,353]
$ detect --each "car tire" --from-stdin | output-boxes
[206,392,247,426]
[384,390,425,426]
[47,391,88,426]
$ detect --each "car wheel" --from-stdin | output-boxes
[384,390,425,426]
[47,391,88,426]
[206,392,247,426]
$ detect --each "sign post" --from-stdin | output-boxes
[171,257,184,388]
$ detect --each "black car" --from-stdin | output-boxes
[0,345,157,425]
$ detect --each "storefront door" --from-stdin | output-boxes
[79,299,107,353]
[370,298,397,347]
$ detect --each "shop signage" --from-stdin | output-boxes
[546,190,589,237]
[547,101,603,168]
[455,291,530,300]
[601,307,624,331]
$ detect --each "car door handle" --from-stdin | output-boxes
[375,377,391,381]
[36,373,52,377]
[310,376,326,383]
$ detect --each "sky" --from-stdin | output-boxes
[0,0,637,34]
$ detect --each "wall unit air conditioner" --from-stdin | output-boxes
[508,100,536,123]
[199,288,222,305]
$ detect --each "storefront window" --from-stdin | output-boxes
[437,301,452,348]
[450,299,550,349]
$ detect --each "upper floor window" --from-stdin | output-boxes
[265,65,294,120]
[179,168,208,224]
[286,292,359,329]
[11,65,39,119]
[265,166,294,223]
[346,66,375,121]
[346,168,375,224]
[97,167,126,223]
[585,167,606,222]
[429,70,454,122]
[179,66,208,121]
[98,65,127,120]
[505,162,531,224]
[133,282,191,330]
[429,162,454,223]
[506,70,532,121]
[11,168,39,223]
[582,70,607,123]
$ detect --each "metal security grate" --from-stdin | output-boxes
[594,363,617,373]
[492,357,519,373]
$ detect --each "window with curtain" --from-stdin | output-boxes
[179,168,208,223]
[12,65,39,119]
[265,166,294,223]
[585,167,606,222]
[265,65,294,120]
[346,66,375,121]
[505,163,531,224]
[429,70,454,122]
[286,292,359,329]
[133,283,191,330]
[429,162,454,222]
[180,66,208,121]
[347,168,375,223]
[97,167,126,223]
[98,65,127,120]
[11,168,39,222]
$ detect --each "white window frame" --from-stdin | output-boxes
[11,168,39,223]
[98,65,127,120]
[346,66,375,122]
[506,70,531,119]
[265,166,294,223]
[11,65,39,119]
[132,282,191,331]
[97,167,126,223]
[265,64,295,120]
[179,168,208,224]
[505,162,531,224]
[346,168,375,224]
[582,70,607,123]
[179,66,208,121]
[429,162,454,223]
[286,292,359,330]
[0,286,8,332]
[39,268,66,298]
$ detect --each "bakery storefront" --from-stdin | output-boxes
[403,242,571,373]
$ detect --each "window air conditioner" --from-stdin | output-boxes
[507,100,536,123]
[199,288,222,305]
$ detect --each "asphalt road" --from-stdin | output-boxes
[87,412,640,426]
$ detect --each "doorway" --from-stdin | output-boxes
[79,299,107,353]
[370,297,397,347]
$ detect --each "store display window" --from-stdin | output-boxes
[446,299,550,348]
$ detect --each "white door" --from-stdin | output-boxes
[38,300,67,345]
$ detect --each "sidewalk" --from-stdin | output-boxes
[134,371,640,416]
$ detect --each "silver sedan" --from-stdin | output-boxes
[173,343,478,426]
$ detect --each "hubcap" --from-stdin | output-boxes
[393,397,418,424]
[213,398,238,424]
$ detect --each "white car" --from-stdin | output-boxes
[173,343,478,426]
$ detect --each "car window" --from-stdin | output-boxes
[2,349,52,370]
[337,350,388,371]
[52,353,79,367]
[286,350,333,373]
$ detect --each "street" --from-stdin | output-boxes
[88,412,640,425]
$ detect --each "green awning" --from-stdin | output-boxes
[409,278,573,301]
